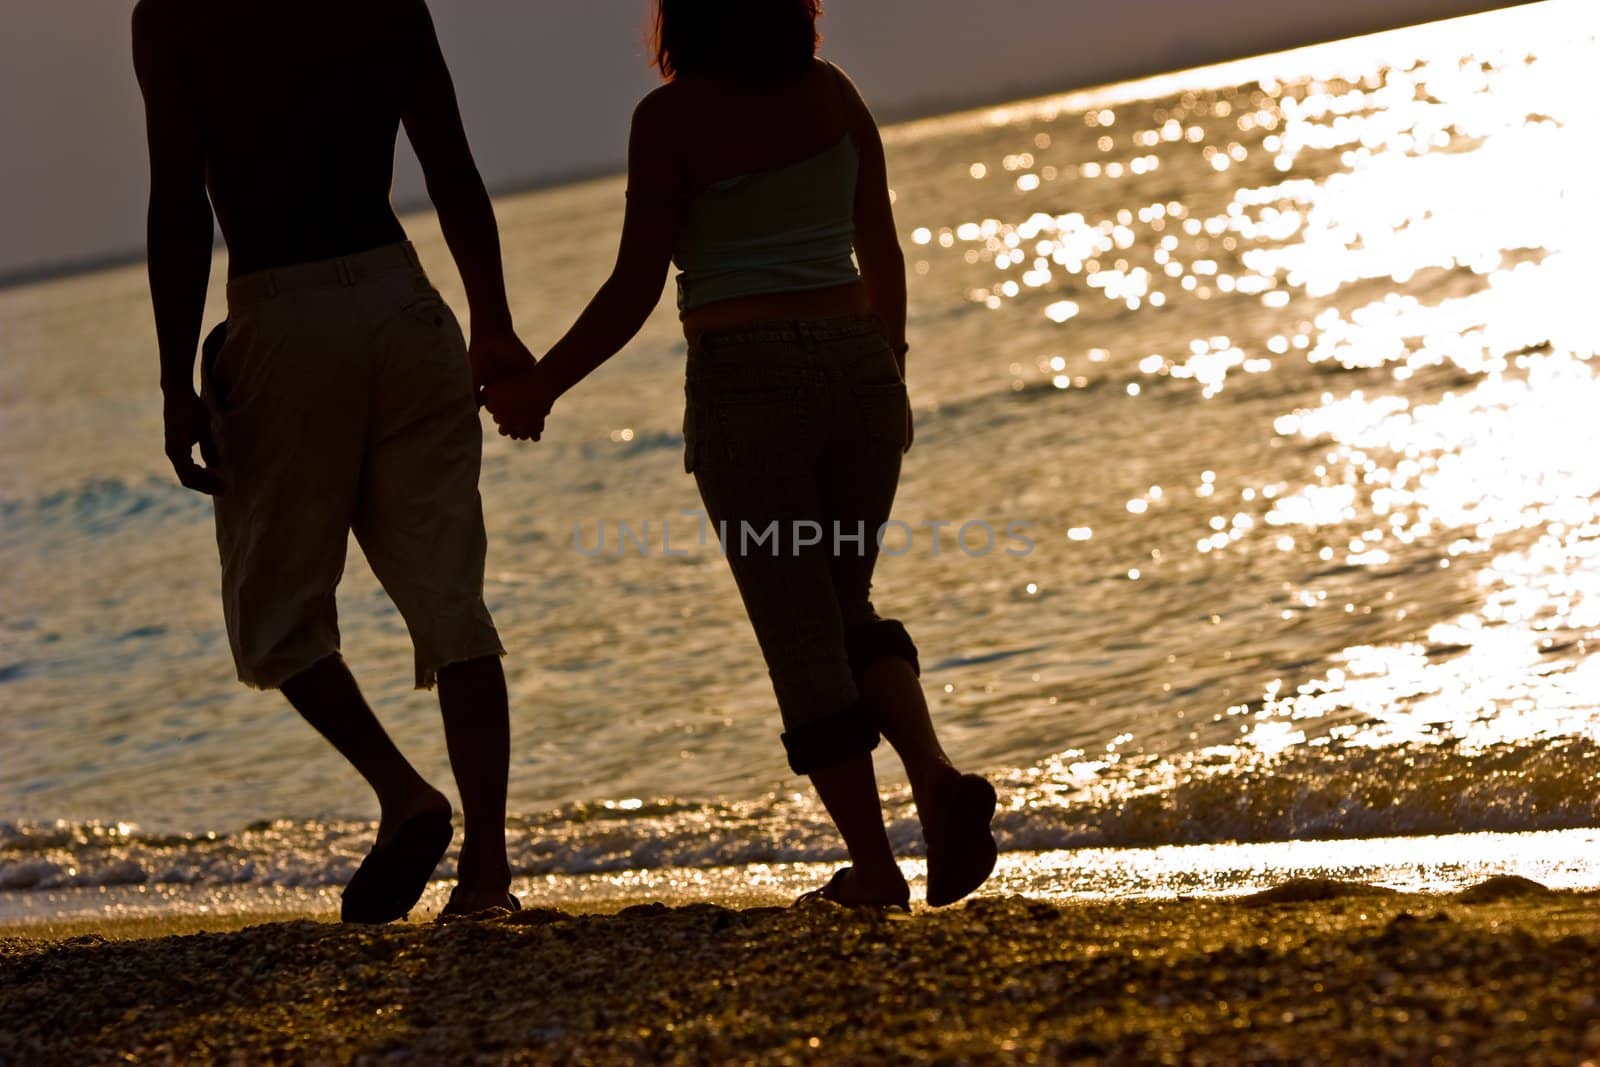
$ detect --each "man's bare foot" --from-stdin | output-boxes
[342,790,454,924]
[439,883,519,919]
[796,865,911,910]
[375,787,452,848]
[438,837,515,917]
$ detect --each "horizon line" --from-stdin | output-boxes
[0,0,1550,292]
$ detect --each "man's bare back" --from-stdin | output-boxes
[135,0,434,277]
[136,0,535,497]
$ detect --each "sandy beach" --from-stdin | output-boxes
[4,878,1597,1064]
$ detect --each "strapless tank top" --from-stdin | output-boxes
[673,135,860,314]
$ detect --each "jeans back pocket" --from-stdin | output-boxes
[850,381,909,453]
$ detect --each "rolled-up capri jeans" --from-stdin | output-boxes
[684,315,922,775]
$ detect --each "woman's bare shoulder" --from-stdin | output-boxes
[814,57,877,141]
[817,59,868,103]
[636,81,703,138]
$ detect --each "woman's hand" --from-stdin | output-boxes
[483,368,554,442]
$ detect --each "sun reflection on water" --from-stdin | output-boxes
[901,0,1598,820]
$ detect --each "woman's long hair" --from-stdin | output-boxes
[653,0,822,84]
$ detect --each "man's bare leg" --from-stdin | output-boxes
[281,655,450,830]
[281,655,453,923]
[436,655,515,913]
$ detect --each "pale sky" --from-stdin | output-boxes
[0,0,1529,281]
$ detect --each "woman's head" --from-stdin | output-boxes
[653,0,822,84]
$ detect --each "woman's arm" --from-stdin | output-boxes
[837,66,908,374]
[485,93,679,439]
[834,64,911,447]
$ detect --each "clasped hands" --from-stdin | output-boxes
[470,332,555,442]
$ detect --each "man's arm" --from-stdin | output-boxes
[482,93,678,440]
[400,0,532,391]
[133,0,222,494]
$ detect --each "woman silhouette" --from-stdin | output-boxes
[487,0,996,907]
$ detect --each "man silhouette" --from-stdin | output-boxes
[134,0,533,921]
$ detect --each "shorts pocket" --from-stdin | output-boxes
[200,316,261,419]
[199,315,272,476]
[199,320,231,409]
[400,295,467,360]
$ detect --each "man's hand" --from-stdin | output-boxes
[164,389,222,495]
[468,331,537,399]
[482,368,554,442]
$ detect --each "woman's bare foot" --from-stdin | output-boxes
[917,770,998,907]
[797,865,911,909]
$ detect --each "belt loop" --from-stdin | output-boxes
[336,258,355,287]
[797,320,816,351]
[265,271,280,299]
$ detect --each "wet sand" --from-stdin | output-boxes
[3,878,1598,1064]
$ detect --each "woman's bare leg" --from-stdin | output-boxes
[859,657,961,805]
[861,655,997,906]
[807,753,910,905]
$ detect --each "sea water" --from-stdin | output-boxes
[2,2,1597,920]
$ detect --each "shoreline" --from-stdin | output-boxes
[4,878,1597,1063]
[8,827,1600,937]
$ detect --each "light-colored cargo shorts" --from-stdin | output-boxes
[201,242,504,690]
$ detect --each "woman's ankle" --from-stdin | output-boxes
[848,857,908,889]
[908,757,960,795]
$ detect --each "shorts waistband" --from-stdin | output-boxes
[226,242,426,310]
[693,315,884,352]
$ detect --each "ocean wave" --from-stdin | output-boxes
[2,476,212,542]
[5,736,1595,892]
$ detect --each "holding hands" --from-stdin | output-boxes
[470,331,553,442]
[467,330,537,396]
[481,357,558,442]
